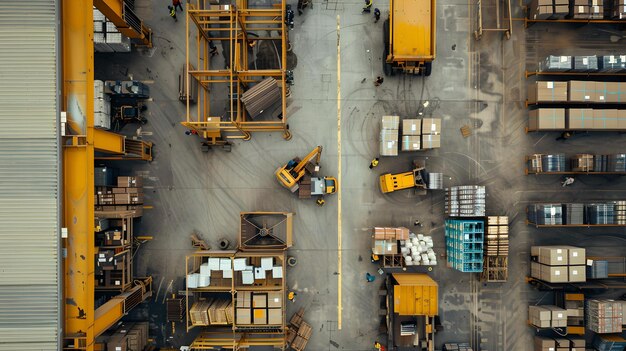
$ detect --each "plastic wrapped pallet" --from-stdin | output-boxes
[563,203,584,224]
[571,154,593,172]
[587,260,609,278]
[586,299,624,333]
[586,203,615,224]
[541,154,566,172]
[572,55,599,72]
[540,55,572,72]
[600,55,626,72]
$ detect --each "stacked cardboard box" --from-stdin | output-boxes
[590,0,604,18]
[236,291,283,325]
[380,115,399,156]
[401,119,421,151]
[529,109,565,130]
[372,227,409,255]
[568,108,626,130]
[190,300,213,326]
[208,299,233,325]
[528,81,568,103]
[568,81,595,102]
[102,322,149,351]
[421,118,441,149]
[573,0,591,18]
[571,154,594,171]
[535,336,585,351]
[553,0,570,17]
[95,176,144,217]
[613,0,626,18]
[485,216,508,256]
[530,246,586,283]
[586,299,624,333]
[529,305,568,328]
[529,0,554,19]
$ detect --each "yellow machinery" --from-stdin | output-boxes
[62,1,153,350]
[380,159,440,194]
[384,0,436,76]
[276,146,323,190]
[386,273,438,351]
[183,0,291,146]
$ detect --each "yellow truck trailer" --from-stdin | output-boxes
[383,0,436,76]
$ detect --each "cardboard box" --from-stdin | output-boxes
[539,247,568,265]
[554,4,569,14]
[531,246,543,256]
[561,246,586,265]
[530,5,553,19]
[421,118,441,135]
[545,306,568,321]
[531,261,542,279]
[236,308,251,324]
[569,265,586,282]
[267,291,282,308]
[372,240,398,255]
[569,81,595,102]
[117,176,143,188]
[534,336,556,351]
[396,227,409,240]
[268,308,282,325]
[593,109,619,129]
[236,291,251,308]
[252,294,267,308]
[401,135,421,151]
[529,109,565,130]
[541,265,568,283]
[618,109,626,129]
[421,134,441,149]
[380,129,399,156]
[567,108,594,130]
[253,308,267,324]
[595,81,608,102]
[373,227,385,240]
[529,305,552,321]
[528,81,568,103]
[381,115,400,129]
[605,82,623,102]
[402,119,421,135]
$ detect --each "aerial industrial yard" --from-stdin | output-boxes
[1,0,626,350]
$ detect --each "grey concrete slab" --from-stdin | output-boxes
[93,0,626,349]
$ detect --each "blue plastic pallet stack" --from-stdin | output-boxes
[445,219,484,273]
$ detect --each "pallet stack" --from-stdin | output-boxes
[421,118,441,149]
[529,305,568,328]
[586,299,624,334]
[235,291,282,325]
[485,216,508,256]
[530,246,586,283]
[380,115,400,156]
[95,175,144,218]
[288,308,312,351]
[445,219,484,273]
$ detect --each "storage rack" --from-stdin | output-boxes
[526,202,626,227]
[525,154,626,174]
[474,0,512,39]
[182,0,291,146]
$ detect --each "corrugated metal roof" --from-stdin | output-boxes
[0,1,60,350]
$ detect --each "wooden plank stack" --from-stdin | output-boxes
[485,216,509,256]
[288,308,312,351]
[240,77,281,119]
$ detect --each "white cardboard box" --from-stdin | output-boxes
[254,267,266,280]
[242,270,254,285]
[261,257,273,270]
[234,258,247,271]
[272,266,283,279]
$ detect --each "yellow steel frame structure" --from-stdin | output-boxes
[190,332,287,350]
[183,0,291,145]
[62,1,152,350]
[94,0,153,47]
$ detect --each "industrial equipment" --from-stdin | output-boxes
[379,159,442,194]
[275,146,338,199]
[183,1,291,146]
[383,0,436,76]
[382,274,439,351]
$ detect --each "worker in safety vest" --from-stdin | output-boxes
[168,5,177,21]
[316,198,325,206]
[363,0,373,13]
[374,341,386,350]
[371,253,379,262]
[369,158,379,169]
[288,291,297,302]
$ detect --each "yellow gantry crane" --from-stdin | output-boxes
[62,1,153,350]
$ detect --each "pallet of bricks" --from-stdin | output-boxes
[530,246,586,283]
[534,336,585,351]
[100,322,149,351]
[586,299,623,334]
[95,173,144,218]
[287,308,312,351]
[482,216,508,282]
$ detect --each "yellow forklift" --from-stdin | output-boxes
[379,159,442,194]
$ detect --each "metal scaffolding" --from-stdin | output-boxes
[183,0,291,145]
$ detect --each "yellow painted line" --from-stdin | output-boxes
[336,14,342,331]
[143,205,154,209]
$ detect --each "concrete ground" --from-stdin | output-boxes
[96,0,626,349]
